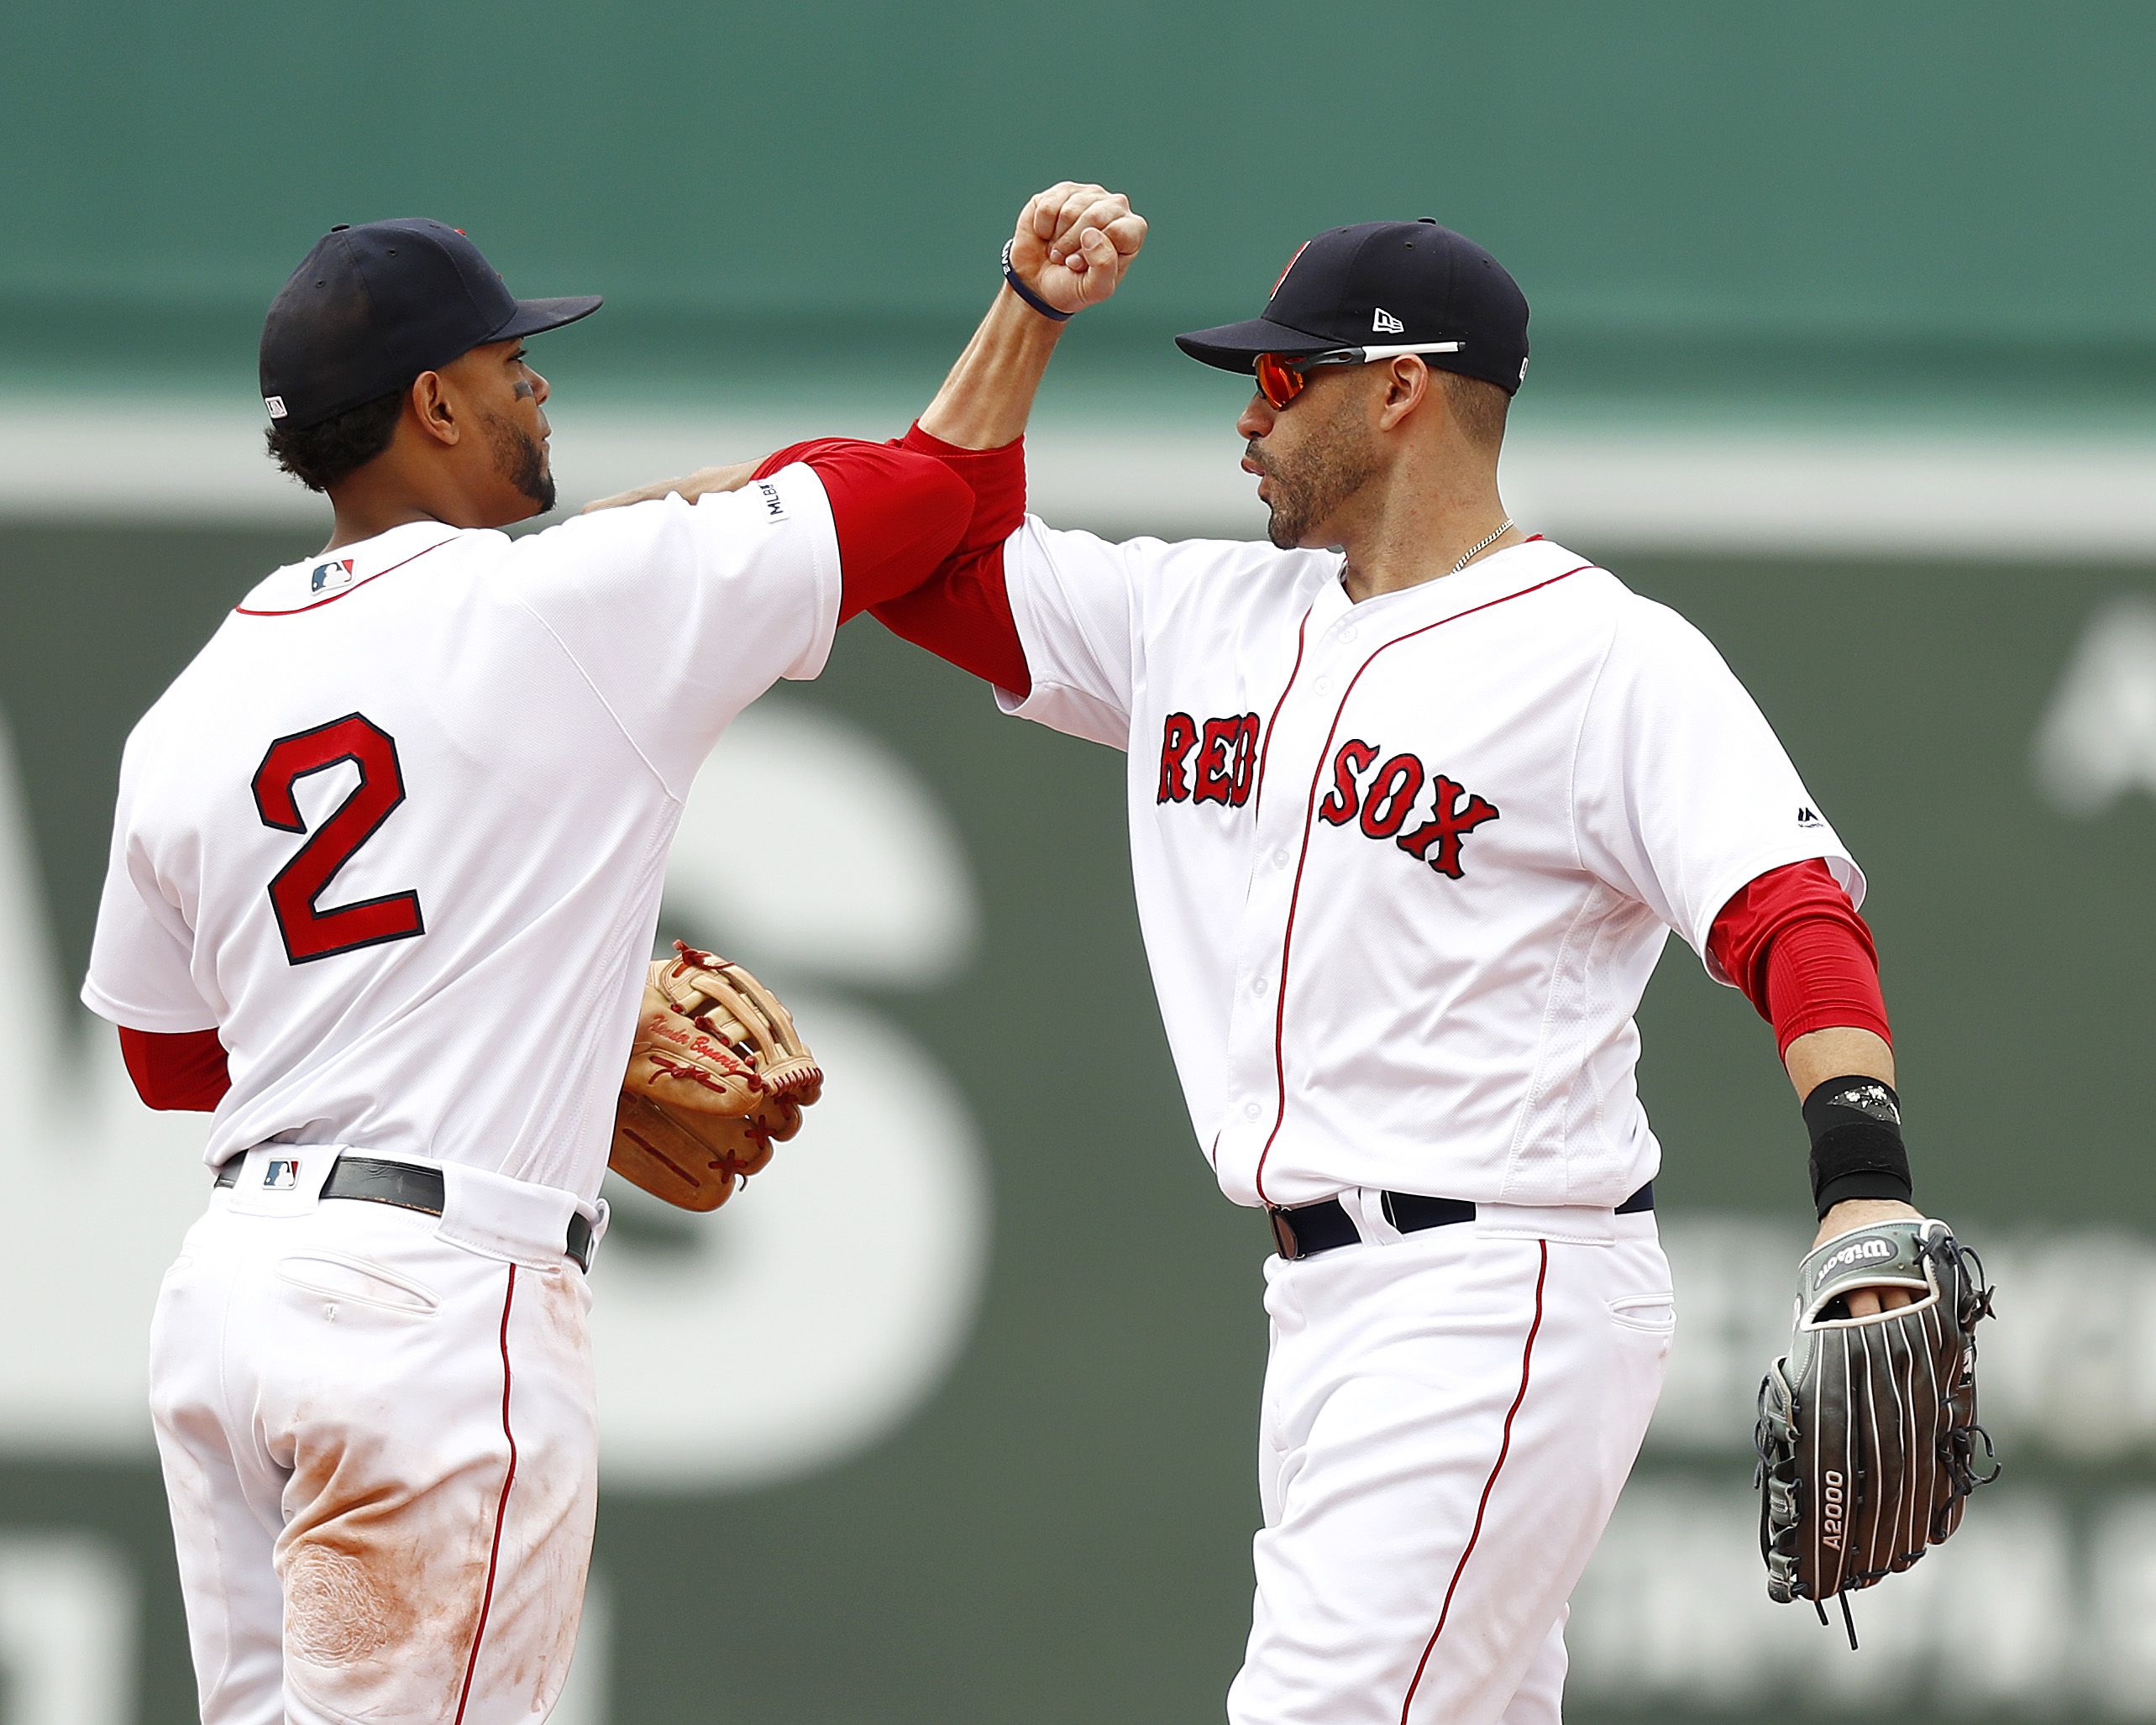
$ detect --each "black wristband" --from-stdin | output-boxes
[1802,1075,1914,1217]
[1000,239,1073,322]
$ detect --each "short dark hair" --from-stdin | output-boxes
[1437,369,1509,453]
[263,389,405,493]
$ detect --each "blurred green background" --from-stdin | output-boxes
[4,3,2153,1722]
[6,0,2155,426]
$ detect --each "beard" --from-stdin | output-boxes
[485,408,556,514]
[1253,396,1377,550]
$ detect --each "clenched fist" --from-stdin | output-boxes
[1007,182,1148,317]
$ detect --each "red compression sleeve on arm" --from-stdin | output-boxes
[752,440,972,621]
[118,1025,231,1112]
[1707,858,1892,1056]
[863,423,1031,695]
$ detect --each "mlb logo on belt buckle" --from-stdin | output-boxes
[264,1159,300,1190]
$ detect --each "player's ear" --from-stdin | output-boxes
[1374,357,1430,431]
[407,370,461,448]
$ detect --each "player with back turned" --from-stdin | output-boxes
[79,219,973,1723]
[842,187,1996,1718]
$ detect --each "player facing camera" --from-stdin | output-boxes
[259,218,599,532]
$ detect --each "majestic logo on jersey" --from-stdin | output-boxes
[310,558,356,595]
[1372,307,1405,335]
[1797,805,1824,828]
[1157,712,1260,807]
[1317,738,1500,878]
[264,1158,300,1190]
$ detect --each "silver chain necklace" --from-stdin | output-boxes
[1449,517,1516,574]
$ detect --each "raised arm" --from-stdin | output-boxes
[580,440,969,622]
[860,186,1148,693]
[581,186,1148,693]
[917,181,1147,450]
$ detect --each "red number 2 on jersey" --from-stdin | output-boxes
[250,713,426,965]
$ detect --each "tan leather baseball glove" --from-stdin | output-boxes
[609,941,823,1211]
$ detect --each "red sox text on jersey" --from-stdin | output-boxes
[996,527,1861,1213]
[1159,715,1501,880]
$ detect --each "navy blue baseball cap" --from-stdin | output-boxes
[1176,219,1530,396]
[260,219,602,430]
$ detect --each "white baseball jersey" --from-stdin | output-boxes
[81,469,838,1201]
[997,527,1862,1210]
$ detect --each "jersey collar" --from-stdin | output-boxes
[1316,536,1583,629]
[234,521,468,616]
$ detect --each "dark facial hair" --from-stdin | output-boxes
[485,406,555,513]
[1257,385,1378,550]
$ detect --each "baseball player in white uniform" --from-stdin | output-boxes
[80,218,971,1723]
[855,186,1930,1721]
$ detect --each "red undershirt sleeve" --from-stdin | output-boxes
[748,440,973,623]
[118,1025,231,1112]
[1707,858,1893,1056]
[862,423,1032,697]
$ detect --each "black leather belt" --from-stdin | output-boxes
[1268,1181,1655,1261]
[215,1154,592,1272]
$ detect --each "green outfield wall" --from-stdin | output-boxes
[5,0,2155,425]
[3,513,2153,1723]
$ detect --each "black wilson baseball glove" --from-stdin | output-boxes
[1754,1217,1998,1639]
[608,941,823,1211]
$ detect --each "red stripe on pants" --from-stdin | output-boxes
[454,1266,520,1723]
[1398,1240,1550,1722]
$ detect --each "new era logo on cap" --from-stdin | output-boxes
[264,395,288,419]
[1176,219,1532,398]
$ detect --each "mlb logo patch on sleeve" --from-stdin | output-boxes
[311,558,356,595]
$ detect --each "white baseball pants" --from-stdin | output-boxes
[1227,1199,1674,1725]
[147,1147,602,1724]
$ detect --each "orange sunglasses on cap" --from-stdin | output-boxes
[1252,341,1466,410]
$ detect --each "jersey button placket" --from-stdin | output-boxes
[1220,585,1346,1193]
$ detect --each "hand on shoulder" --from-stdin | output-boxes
[580,461,759,516]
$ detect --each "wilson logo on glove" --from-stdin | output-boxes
[1755,1218,2000,1646]
[1817,1236,1896,1279]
